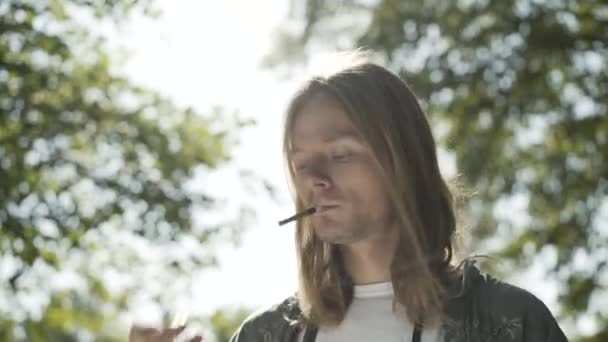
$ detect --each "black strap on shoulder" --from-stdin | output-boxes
[302,322,421,341]
[412,324,422,342]
[302,326,318,342]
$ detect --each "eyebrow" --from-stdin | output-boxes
[288,130,361,155]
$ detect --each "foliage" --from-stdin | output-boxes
[209,307,252,342]
[1,0,254,340]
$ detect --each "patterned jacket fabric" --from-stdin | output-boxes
[230,261,568,342]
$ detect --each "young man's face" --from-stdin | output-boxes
[289,93,396,245]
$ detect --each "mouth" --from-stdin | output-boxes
[314,204,339,215]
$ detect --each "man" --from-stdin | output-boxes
[230,61,568,342]
[131,60,568,342]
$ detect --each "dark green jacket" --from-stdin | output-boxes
[230,262,568,341]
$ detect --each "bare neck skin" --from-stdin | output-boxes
[338,227,400,285]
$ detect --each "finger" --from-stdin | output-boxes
[129,326,161,342]
[160,325,186,339]
[130,326,161,336]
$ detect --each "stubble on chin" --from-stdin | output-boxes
[313,219,370,245]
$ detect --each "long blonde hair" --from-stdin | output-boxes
[283,62,460,327]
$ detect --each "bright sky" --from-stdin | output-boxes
[115,0,303,317]
[109,0,572,334]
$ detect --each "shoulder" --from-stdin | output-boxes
[444,261,568,341]
[230,296,302,342]
[472,267,550,314]
[447,260,554,313]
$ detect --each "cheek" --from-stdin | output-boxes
[333,161,387,203]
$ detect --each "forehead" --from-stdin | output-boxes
[289,93,360,150]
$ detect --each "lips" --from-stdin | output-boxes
[314,204,339,215]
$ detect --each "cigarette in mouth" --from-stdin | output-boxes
[278,207,316,226]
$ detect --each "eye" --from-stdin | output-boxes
[331,149,352,161]
[292,160,309,172]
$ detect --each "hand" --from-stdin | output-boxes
[129,325,203,342]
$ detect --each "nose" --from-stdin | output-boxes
[305,162,332,190]
[311,173,331,189]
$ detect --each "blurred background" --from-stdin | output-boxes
[0,0,606,341]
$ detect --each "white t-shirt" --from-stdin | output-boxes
[298,282,443,342]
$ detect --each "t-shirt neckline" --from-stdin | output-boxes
[353,281,393,298]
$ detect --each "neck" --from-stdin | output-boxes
[339,227,399,285]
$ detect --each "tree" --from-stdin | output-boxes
[267,0,607,340]
[208,306,252,342]
[1,0,257,340]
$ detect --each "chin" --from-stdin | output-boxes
[314,227,355,245]
[314,225,340,241]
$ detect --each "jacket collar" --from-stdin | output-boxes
[446,258,484,299]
